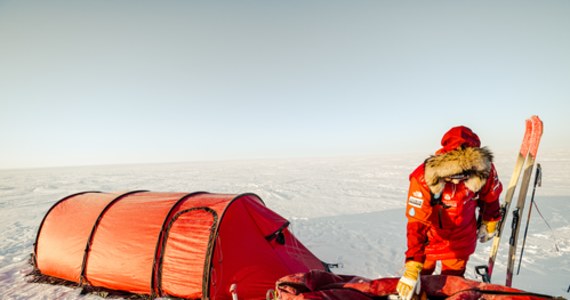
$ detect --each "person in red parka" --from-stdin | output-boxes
[396,126,503,300]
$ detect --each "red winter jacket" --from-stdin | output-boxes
[404,146,502,263]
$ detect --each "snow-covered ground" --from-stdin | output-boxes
[1,151,569,299]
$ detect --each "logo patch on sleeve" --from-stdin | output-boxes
[408,196,424,208]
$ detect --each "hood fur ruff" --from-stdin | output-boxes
[424,146,493,195]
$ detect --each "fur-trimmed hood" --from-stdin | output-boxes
[424,146,494,195]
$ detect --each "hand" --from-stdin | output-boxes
[478,220,498,243]
[396,261,423,300]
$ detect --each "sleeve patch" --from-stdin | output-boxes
[408,196,424,208]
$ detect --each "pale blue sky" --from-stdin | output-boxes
[1,1,569,169]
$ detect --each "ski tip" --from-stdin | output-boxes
[520,119,533,156]
[529,115,543,156]
[530,115,544,129]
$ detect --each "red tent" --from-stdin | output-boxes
[33,191,326,299]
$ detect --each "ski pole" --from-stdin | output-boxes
[532,198,561,253]
[516,163,542,275]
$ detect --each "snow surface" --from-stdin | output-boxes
[1,151,569,299]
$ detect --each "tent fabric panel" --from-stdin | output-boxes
[36,192,116,283]
[210,197,293,300]
[85,192,185,294]
[239,194,325,271]
[160,208,216,298]
[240,193,288,237]
[209,194,326,300]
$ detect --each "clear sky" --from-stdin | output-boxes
[1,1,569,169]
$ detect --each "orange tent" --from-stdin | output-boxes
[33,191,326,299]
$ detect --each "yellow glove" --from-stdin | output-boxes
[478,220,498,243]
[396,261,423,300]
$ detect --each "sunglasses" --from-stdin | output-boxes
[444,172,471,182]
